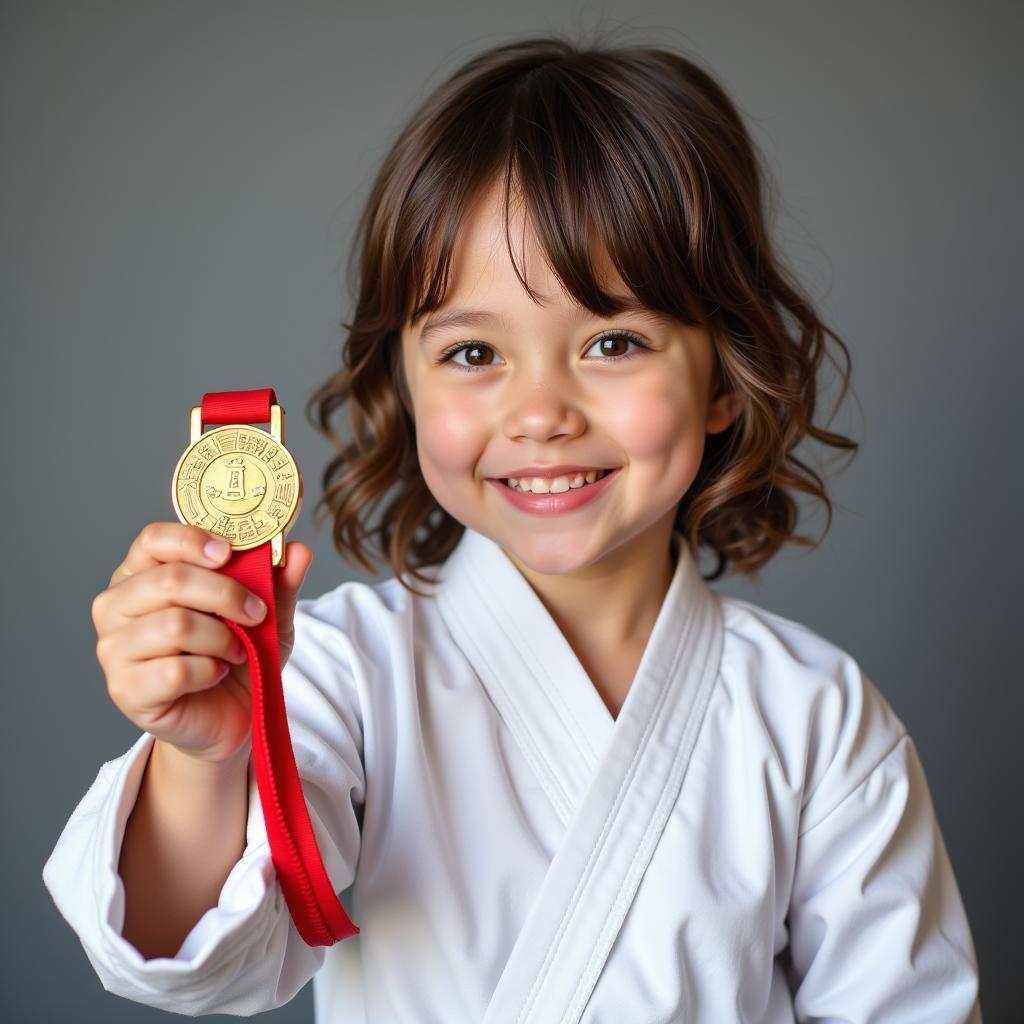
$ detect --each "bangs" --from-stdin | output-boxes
[394,55,710,333]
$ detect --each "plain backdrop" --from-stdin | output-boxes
[3,1,1020,1020]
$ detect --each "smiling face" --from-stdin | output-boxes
[399,179,741,578]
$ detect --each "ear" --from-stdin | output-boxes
[703,340,743,436]
[705,388,743,435]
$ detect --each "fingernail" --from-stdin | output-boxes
[244,593,267,620]
[204,538,231,563]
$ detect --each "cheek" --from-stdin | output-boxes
[415,390,488,478]
[606,374,703,461]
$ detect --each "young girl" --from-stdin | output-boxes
[43,34,982,1023]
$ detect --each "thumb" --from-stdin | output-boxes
[273,542,313,664]
[274,541,313,610]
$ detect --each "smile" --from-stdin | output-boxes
[486,467,620,516]
[504,468,611,493]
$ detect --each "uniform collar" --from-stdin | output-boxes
[434,525,722,825]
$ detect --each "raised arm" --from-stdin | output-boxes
[118,739,250,959]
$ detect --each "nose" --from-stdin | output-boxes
[500,381,587,443]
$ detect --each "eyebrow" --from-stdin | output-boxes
[417,299,671,345]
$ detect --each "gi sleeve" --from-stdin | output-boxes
[785,664,982,1023]
[41,598,366,1016]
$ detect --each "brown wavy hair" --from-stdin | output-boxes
[305,31,859,597]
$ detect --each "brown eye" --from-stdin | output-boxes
[462,344,494,367]
[595,335,630,357]
[583,330,651,362]
[435,342,501,373]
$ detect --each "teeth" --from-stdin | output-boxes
[506,469,608,493]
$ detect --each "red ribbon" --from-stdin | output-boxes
[201,387,359,947]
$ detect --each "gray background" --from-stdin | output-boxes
[3,1,1019,1020]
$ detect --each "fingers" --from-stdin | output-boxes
[93,528,314,717]
[116,653,235,712]
[109,522,232,588]
[93,559,268,635]
[98,606,248,668]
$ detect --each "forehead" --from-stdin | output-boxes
[410,179,633,332]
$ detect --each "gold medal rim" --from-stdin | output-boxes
[170,422,303,551]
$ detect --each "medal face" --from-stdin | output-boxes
[171,423,302,550]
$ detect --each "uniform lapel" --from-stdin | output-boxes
[435,526,617,827]
[435,526,724,1023]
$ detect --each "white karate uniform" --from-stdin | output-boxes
[42,526,982,1022]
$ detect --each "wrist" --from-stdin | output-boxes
[151,737,251,785]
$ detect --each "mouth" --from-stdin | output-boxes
[496,468,614,494]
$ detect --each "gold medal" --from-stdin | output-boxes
[170,401,302,568]
[167,389,356,947]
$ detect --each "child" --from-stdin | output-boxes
[43,34,982,1022]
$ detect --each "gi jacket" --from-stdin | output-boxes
[42,526,982,1022]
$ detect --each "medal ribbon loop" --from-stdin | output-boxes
[201,387,359,947]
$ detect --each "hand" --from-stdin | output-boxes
[92,522,313,766]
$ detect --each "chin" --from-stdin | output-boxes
[491,530,610,577]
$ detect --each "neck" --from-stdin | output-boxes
[503,519,679,654]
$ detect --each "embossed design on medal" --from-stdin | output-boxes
[170,402,302,567]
